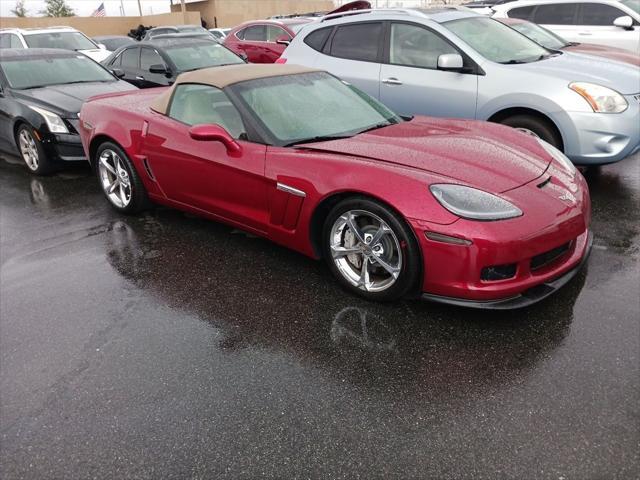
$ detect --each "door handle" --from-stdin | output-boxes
[382,77,403,85]
[136,75,145,80]
[578,32,592,36]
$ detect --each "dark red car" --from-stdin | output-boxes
[498,18,640,67]
[223,18,314,63]
[78,64,592,308]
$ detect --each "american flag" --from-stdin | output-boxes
[91,3,106,17]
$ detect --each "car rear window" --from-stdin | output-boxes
[508,5,535,20]
[329,22,382,62]
[304,27,332,52]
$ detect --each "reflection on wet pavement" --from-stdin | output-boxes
[1,154,638,479]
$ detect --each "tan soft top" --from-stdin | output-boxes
[151,64,321,114]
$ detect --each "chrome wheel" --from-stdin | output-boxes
[329,210,402,293]
[19,129,39,171]
[98,149,132,208]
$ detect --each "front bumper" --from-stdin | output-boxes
[412,169,591,309]
[421,231,592,309]
[562,96,640,165]
[40,131,86,162]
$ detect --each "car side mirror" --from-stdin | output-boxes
[613,15,634,30]
[189,124,243,158]
[437,53,464,72]
[275,34,291,46]
[111,68,126,78]
[98,43,107,50]
[149,64,169,74]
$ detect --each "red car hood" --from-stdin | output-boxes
[302,117,551,193]
[563,43,640,67]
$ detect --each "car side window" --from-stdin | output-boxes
[168,84,246,139]
[533,3,578,24]
[329,22,383,62]
[579,3,629,25]
[389,23,457,69]
[508,5,535,20]
[0,34,22,49]
[304,27,332,52]
[243,25,267,42]
[121,47,140,69]
[267,25,289,42]
[10,34,23,48]
[141,48,165,71]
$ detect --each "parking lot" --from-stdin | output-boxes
[0,149,638,478]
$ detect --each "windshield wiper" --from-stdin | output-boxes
[284,134,354,147]
[500,59,529,64]
[356,122,393,135]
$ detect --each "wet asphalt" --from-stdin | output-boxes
[0,151,638,480]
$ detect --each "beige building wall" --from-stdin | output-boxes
[0,11,202,36]
[171,0,335,28]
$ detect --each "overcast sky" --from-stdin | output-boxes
[0,0,173,17]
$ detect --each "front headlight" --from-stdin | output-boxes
[430,184,522,221]
[569,82,628,113]
[28,105,69,134]
[536,137,575,176]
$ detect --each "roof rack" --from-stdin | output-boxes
[320,8,417,22]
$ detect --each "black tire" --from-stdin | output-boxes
[322,196,421,302]
[15,123,54,176]
[498,114,563,151]
[94,141,150,214]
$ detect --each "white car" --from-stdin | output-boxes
[0,27,112,62]
[492,0,640,53]
[208,28,232,40]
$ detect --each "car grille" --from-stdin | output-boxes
[531,242,571,271]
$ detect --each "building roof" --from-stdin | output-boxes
[151,64,320,114]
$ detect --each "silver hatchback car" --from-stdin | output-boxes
[281,8,640,165]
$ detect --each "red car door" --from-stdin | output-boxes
[141,84,269,234]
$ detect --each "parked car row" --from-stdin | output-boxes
[0,5,637,309]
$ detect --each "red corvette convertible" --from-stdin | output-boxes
[78,64,591,309]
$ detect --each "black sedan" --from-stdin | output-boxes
[0,49,136,175]
[101,38,245,89]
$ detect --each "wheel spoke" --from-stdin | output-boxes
[119,183,128,205]
[345,213,366,244]
[331,245,361,258]
[108,179,120,194]
[100,156,117,175]
[358,257,371,291]
[371,255,400,279]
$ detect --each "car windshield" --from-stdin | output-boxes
[232,72,402,146]
[164,43,244,72]
[509,22,568,50]
[0,54,115,89]
[24,31,97,50]
[445,17,551,64]
[620,0,639,14]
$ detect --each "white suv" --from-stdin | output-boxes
[0,27,112,62]
[492,0,640,53]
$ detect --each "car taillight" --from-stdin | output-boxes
[275,57,287,64]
